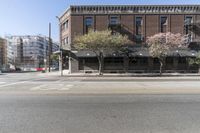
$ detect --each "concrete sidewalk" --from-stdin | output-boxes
[38,70,200,79]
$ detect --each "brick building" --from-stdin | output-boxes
[59,5,200,73]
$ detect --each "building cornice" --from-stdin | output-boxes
[65,5,200,15]
[59,7,71,20]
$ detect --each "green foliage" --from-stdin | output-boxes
[74,30,130,52]
[51,54,59,61]
[188,53,200,66]
[73,30,130,75]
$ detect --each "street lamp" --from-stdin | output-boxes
[56,16,63,76]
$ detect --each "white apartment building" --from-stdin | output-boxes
[5,35,59,71]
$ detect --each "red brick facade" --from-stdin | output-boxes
[59,5,200,73]
[60,5,200,49]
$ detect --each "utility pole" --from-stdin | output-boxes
[48,23,52,72]
[56,16,63,76]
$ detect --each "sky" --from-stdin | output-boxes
[0,0,200,42]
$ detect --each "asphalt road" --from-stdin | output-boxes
[1,73,200,133]
[1,94,200,133]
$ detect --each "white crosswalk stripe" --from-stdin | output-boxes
[0,81,28,88]
[0,82,6,84]
[30,84,74,91]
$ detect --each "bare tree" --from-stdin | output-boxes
[147,32,189,75]
[74,30,130,75]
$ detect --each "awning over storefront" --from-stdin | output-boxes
[73,48,198,58]
[167,49,197,57]
[53,49,71,55]
[129,48,198,57]
[74,50,124,57]
[128,48,150,57]
[74,51,97,57]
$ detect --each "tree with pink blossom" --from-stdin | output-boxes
[147,32,189,75]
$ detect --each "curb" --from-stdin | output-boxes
[37,71,200,78]
[63,74,200,77]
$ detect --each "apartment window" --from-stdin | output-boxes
[185,16,193,34]
[135,17,143,43]
[65,20,69,29]
[63,37,69,45]
[62,20,68,31]
[60,25,63,32]
[63,38,66,45]
[136,17,143,35]
[109,16,119,25]
[109,16,120,35]
[62,22,65,31]
[66,37,69,44]
[85,17,93,33]
[160,16,168,33]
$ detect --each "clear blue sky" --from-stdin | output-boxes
[0,0,200,42]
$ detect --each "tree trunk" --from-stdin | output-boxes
[97,57,102,75]
[198,64,200,73]
[159,60,163,76]
[97,52,103,75]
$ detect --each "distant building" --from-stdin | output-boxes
[5,35,59,71]
[59,5,200,73]
[0,37,7,70]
